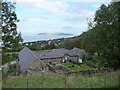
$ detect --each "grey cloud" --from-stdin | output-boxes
[38,32,74,36]
[62,26,74,30]
[66,2,86,14]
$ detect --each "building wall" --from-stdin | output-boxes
[27,59,43,70]
[43,58,62,65]
[19,55,79,74]
[70,56,78,62]
[42,55,79,65]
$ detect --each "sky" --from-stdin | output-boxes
[8,0,111,42]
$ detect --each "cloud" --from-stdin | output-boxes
[64,10,95,23]
[16,0,69,15]
[38,32,74,36]
[35,1,69,15]
[15,0,110,39]
[9,0,112,2]
[16,0,95,22]
[91,3,109,9]
[91,4,101,9]
[62,26,74,30]
[23,17,52,24]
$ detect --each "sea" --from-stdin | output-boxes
[22,35,75,42]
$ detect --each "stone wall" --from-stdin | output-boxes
[43,58,62,65]
[42,55,78,65]
[27,59,43,70]
[47,65,56,73]
[69,56,78,62]
[2,63,10,74]
[66,68,113,75]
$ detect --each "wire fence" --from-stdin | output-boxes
[25,71,120,88]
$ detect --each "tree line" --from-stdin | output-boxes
[83,2,120,69]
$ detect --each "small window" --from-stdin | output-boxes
[49,61,52,64]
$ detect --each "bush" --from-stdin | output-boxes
[72,65,74,67]
[87,63,98,68]
[85,55,93,60]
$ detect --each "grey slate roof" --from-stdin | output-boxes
[34,48,69,59]
[68,47,85,58]
[19,47,46,71]
[34,47,85,59]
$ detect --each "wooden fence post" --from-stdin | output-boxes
[64,73,68,88]
[104,68,107,87]
[118,71,120,88]
[42,72,44,88]
[90,77,92,88]
[27,78,28,89]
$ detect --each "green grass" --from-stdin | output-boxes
[82,61,104,67]
[32,49,52,52]
[5,52,18,54]
[6,49,52,55]
[2,71,120,88]
[63,63,96,71]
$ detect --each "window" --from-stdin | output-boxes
[49,61,52,64]
[65,57,67,60]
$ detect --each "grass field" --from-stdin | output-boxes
[6,49,52,55]
[33,49,52,52]
[63,63,96,71]
[2,71,119,88]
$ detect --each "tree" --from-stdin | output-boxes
[63,39,76,50]
[84,2,120,69]
[50,43,56,49]
[1,1,23,64]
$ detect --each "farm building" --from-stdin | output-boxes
[17,47,86,74]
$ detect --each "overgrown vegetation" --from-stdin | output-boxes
[2,71,119,88]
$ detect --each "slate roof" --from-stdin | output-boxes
[18,47,46,71]
[34,47,85,59]
[68,47,85,58]
[34,48,69,59]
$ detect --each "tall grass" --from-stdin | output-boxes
[2,71,120,88]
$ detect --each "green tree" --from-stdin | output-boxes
[84,2,120,69]
[1,1,23,64]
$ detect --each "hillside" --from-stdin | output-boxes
[3,71,119,88]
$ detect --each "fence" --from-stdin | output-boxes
[2,70,119,88]
[24,70,119,88]
[64,68,114,75]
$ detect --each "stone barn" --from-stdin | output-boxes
[17,47,48,74]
